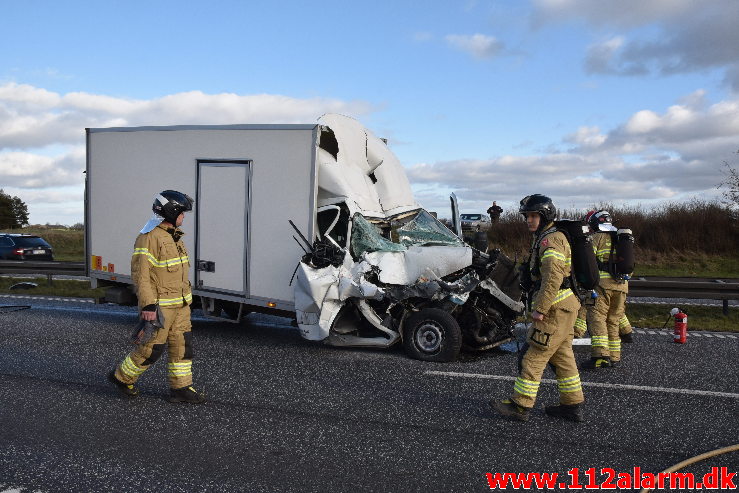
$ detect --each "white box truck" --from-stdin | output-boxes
[86,114,523,361]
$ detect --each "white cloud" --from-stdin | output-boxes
[0,82,376,224]
[445,34,504,60]
[532,0,739,90]
[532,0,699,28]
[0,82,375,150]
[407,92,739,216]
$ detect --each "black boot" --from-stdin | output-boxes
[545,403,583,422]
[490,399,530,422]
[581,357,611,369]
[169,385,206,404]
[620,332,634,343]
[107,369,139,398]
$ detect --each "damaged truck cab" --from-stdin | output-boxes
[294,114,523,362]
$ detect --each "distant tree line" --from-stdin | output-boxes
[0,189,29,229]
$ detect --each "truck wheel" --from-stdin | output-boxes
[402,308,462,362]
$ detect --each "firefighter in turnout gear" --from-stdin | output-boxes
[573,212,635,343]
[491,194,584,422]
[582,210,629,369]
[619,315,634,343]
[107,190,205,404]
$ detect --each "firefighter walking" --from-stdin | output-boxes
[107,190,205,403]
[582,210,629,369]
[491,194,584,422]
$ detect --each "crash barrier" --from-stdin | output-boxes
[0,260,86,286]
[629,278,739,315]
[0,260,737,312]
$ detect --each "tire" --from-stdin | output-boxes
[402,308,462,362]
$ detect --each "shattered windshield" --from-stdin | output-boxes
[350,210,462,257]
[396,210,463,247]
[350,214,407,256]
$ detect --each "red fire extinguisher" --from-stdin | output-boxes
[671,307,687,344]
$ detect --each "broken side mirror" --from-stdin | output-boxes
[449,193,462,239]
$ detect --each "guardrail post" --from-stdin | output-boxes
[724,299,729,316]
[47,274,53,287]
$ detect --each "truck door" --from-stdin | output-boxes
[195,160,251,295]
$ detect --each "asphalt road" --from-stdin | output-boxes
[0,296,737,493]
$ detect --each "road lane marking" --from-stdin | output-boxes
[633,329,737,339]
[425,370,739,399]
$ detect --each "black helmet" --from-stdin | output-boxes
[589,210,616,232]
[153,190,194,225]
[519,194,557,224]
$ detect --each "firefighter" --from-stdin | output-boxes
[107,190,205,403]
[582,210,628,369]
[619,315,634,343]
[575,311,634,341]
[491,194,584,422]
[574,305,588,338]
[574,212,634,343]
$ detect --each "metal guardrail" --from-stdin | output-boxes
[0,260,86,285]
[629,277,739,315]
[629,278,739,299]
[1,260,737,311]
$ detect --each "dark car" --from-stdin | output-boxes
[0,234,54,261]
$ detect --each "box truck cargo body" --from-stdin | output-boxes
[86,114,523,361]
[87,123,323,312]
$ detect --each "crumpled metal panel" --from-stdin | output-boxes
[316,114,419,218]
[294,254,386,341]
[364,245,473,286]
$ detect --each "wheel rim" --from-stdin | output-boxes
[414,321,444,354]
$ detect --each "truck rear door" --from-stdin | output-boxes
[195,160,251,296]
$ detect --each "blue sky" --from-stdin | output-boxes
[1,0,738,224]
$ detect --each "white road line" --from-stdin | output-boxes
[426,370,739,399]
[634,329,737,339]
[0,294,94,303]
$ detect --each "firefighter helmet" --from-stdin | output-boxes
[153,190,194,225]
[519,194,557,224]
[589,209,617,232]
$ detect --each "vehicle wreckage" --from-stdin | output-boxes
[86,113,523,362]
[293,114,523,362]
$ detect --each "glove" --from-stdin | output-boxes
[131,306,164,344]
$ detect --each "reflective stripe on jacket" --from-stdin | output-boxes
[131,224,192,310]
[530,227,580,314]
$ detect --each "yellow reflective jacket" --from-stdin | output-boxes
[592,231,628,293]
[131,224,192,310]
[529,225,580,314]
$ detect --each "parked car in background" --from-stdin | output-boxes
[460,213,491,233]
[0,234,54,260]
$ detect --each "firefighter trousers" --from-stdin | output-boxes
[511,307,583,408]
[588,287,626,362]
[115,305,194,389]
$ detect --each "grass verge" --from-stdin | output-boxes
[635,251,739,278]
[626,303,738,332]
[0,276,105,299]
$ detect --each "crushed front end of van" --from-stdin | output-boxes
[293,114,523,362]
